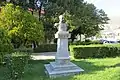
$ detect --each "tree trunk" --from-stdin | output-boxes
[23,39,27,46]
[32,41,36,49]
[35,41,38,48]
[80,34,81,42]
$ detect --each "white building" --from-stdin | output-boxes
[100,26,120,40]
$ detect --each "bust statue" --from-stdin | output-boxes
[54,15,67,32]
[59,15,64,23]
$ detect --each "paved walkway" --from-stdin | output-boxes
[31,52,56,60]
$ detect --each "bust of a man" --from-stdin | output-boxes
[54,15,67,31]
[55,15,71,38]
[59,15,65,23]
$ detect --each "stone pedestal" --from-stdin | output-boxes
[45,62,84,78]
[44,31,84,78]
[44,15,84,78]
[55,31,70,63]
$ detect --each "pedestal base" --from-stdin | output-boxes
[44,62,84,78]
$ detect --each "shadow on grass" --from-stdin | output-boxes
[28,59,54,64]
[71,60,106,74]
[0,59,120,80]
[72,60,120,74]
[27,59,120,74]
[107,63,120,68]
[24,59,107,77]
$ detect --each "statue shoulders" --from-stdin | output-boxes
[54,23,59,27]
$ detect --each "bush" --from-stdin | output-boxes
[14,48,33,53]
[0,52,8,64]
[34,44,57,53]
[70,40,103,45]
[90,40,103,44]
[5,52,30,80]
[0,53,2,65]
[85,39,91,42]
[0,28,13,64]
[70,44,120,59]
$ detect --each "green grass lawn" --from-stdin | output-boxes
[0,57,120,80]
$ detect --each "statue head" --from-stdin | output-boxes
[59,15,65,23]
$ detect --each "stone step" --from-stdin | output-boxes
[44,62,84,78]
[50,62,81,71]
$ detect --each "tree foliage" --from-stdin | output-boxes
[0,0,110,42]
[0,4,44,48]
[44,0,109,41]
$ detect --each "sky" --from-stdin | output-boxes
[84,0,120,29]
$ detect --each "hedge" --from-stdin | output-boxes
[70,40,103,45]
[70,44,120,59]
[34,44,57,53]
[0,44,13,64]
[4,52,30,80]
[14,48,33,53]
[0,52,8,64]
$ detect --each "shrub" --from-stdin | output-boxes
[0,53,2,65]
[70,40,103,45]
[70,44,120,59]
[14,48,33,53]
[89,40,103,44]
[5,52,30,80]
[34,44,57,53]
[0,28,13,64]
[0,52,8,65]
[85,39,91,42]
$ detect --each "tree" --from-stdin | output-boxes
[0,4,44,48]
[4,0,109,42]
[43,0,109,42]
[0,0,6,6]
